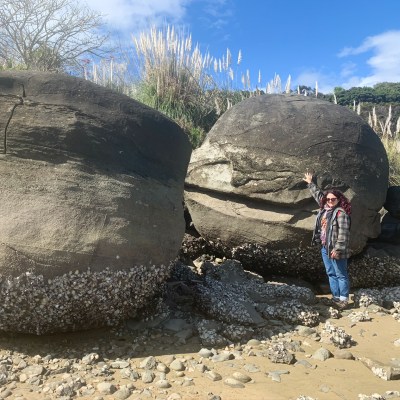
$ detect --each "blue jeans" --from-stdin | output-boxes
[321,247,350,301]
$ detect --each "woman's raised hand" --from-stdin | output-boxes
[303,171,313,184]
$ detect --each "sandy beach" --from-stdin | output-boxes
[0,294,399,400]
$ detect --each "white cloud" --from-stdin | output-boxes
[338,30,400,88]
[297,30,400,94]
[340,62,357,78]
[81,0,192,33]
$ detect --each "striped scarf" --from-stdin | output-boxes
[320,205,334,245]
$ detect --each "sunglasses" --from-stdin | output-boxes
[326,197,338,202]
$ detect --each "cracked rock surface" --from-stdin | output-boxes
[0,71,191,333]
[185,94,388,254]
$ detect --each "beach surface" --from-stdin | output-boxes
[0,295,399,400]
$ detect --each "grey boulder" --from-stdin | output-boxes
[0,71,191,333]
[185,94,388,254]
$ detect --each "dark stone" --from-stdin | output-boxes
[379,213,400,244]
[0,71,192,278]
[185,94,388,255]
[0,71,192,334]
[384,186,400,218]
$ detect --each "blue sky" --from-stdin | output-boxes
[81,0,400,94]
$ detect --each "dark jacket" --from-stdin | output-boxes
[308,182,351,259]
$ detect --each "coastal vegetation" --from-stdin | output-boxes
[88,26,400,186]
[0,11,398,184]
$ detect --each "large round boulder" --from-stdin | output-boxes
[0,71,191,334]
[185,94,388,254]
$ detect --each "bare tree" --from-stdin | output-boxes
[0,0,109,72]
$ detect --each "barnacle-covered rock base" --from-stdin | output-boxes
[167,258,319,348]
[353,286,400,307]
[0,264,173,335]
[180,234,400,289]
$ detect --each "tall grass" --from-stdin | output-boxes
[86,25,292,147]
[382,135,400,186]
[80,57,133,95]
[129,26,263,146]
[130,26,219,146]
[84,24,399,186]
[362,103,400,186]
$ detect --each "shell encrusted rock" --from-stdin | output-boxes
[0,264,173,334]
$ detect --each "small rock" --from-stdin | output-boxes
[211,353,233,363]
[170,359,185,371]
[111,361,130,369]
[96,382,116,395]
[157,363,169,373]
[267,343,295,364]
[195,364,207,373]
[312,348,332,361]
[231,371,251,383]
[294,360,313,368]
[164,355,176,365]
[198,348,214,358]
[141,370,155,384]
[120,368,139,381]
[182,378,194,387]
[139,356,157,370]
[20,365,45,378]
[155,379,171,388]
[334,350,355,360]
[205,371,222,381]
[113,387,131,400]
[389,359,400,368]
[267,370,290,382]
[0,389,12,399]
[224,378,245,388]
[244,364,260,373]
[81,353,99,365]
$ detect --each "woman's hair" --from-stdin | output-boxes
[320,189,352,215]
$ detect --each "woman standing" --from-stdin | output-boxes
[303,172,352,310]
